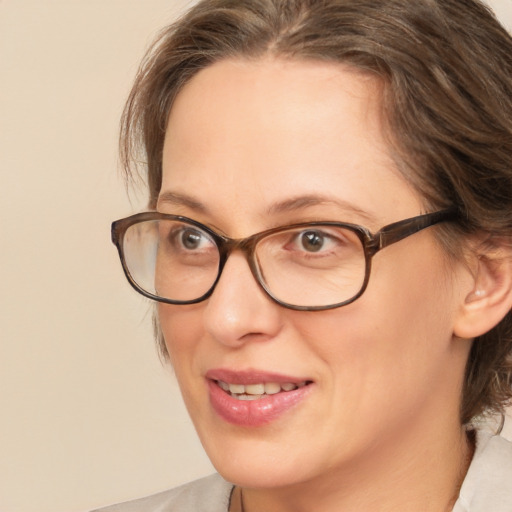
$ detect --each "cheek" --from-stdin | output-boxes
[368,245,460,398]
[294,240,459,416]
[157,303,215,429]
[158,304,204,373]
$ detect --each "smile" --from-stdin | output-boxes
[216,380,309,400]
[206,370,314,426]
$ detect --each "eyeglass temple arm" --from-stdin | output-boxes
[371,208,458,254]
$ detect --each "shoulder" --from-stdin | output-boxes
[92,474,233,512]
[454,431,512,512]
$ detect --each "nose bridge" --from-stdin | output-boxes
[217,234,261,289]
[220,233,258,256]
[204,237,282,347]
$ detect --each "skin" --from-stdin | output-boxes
[157,58,476,512]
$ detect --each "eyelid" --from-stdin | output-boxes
[290,231,333,251]
[174,222,217,242]
[294,227,349,244]
[156,210,226,238]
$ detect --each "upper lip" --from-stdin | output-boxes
[205,368,312,385]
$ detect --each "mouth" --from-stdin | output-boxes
[215,379,310,401]
[205,370,314,426]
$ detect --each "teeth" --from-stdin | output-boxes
[228,383,245,394]
[245,383,265,395]
[218,381,230,392]
[237,394,263,401]
[264,382,281,395]
[217,380,307,398]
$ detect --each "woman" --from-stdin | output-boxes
[103,0,512,510]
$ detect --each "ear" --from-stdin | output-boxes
[454,243,512,339]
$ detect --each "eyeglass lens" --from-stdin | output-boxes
[121,219,367,308]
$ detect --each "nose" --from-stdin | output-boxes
[203,251,283,347]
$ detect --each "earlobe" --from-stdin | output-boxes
[454,248,512,339]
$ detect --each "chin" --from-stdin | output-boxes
[215,460,306,489]
[196,425,319,489]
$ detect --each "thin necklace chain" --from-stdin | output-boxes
[240,488,245,512]
[229,486,245,512]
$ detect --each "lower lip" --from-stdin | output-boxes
[207,380,312,427]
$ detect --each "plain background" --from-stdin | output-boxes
[1,1,512,511]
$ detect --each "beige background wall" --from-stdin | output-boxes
[1,1,511,511]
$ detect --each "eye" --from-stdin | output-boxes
[291,229,342,254]
[299,230,327,252]
[159,222,216,254]
[257,225,362,275]
[180,228,207,249]
[279,226,360,260]
[177,227,213,251]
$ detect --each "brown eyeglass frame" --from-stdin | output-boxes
[111,208,458,311]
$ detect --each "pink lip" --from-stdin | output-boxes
[206,369,313,427]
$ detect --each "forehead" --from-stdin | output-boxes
[160,58,422,231]
[164,57,384,159]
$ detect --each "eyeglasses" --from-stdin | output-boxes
[111,208,457,311]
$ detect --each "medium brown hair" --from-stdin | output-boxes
[120,0,512,424]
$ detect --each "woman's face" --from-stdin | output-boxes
[158,58,472,489]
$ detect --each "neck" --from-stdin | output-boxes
[232,423,474,512]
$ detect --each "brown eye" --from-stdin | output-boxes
[166,224,215,253]
[181,229,204,250]
[300,231,325,252]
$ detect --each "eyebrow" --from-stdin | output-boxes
[158,190,377,224]
[157,191,209,214]
[266,194,378,224]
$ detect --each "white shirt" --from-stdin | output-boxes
[452,431,512,511]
